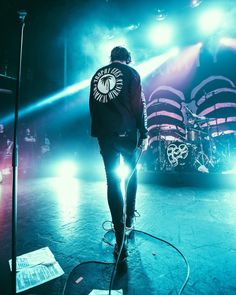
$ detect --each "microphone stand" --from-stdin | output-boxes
[11,10,27,295]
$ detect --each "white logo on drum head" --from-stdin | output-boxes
[167,143,189,167]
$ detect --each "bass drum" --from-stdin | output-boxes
[166,142,191,170]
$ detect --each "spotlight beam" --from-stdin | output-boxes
[199,8,224,35]
[220,37,236,49]
[2,79,90,124]
[2,49,178,124]
[149,24,173,47]
[137,47,179,79]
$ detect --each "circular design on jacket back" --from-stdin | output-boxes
[97,74,116,94]
[93,67,123,103]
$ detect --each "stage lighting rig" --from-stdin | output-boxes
[149,23,174,47]
[190,0,202,8]
[155,8,167,21]
[199,8,224,35]
[125,24,140,32]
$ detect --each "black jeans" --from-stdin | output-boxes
[98,134,138,246]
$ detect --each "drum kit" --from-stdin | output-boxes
[152,113,235,173]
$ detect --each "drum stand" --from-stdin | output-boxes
[192,120,216,172]
[206,122,216,166]
[192,131,208,172]
[153,128,165,172]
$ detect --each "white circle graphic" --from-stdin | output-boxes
[97,74,116,94]
[93,67,123,103]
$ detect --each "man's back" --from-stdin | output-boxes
[89,62,143,138]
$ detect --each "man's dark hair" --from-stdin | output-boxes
[110,46,131,64]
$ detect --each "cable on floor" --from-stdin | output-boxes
[61,227,190,295]
[61,146,190,294]
[102,227,190,295]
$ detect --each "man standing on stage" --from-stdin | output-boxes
[89,46,148,260]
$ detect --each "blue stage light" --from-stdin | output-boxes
[2,79,90,124]
[199,8,224,35]
[169,47,180,56]
[148,23,174,47]
[191,0,202,8]
[116,156,130,180]
[219,37,236,48]
[56,160,78,178]
[137,47,180,79]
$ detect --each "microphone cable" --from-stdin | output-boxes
[102,227,190,295]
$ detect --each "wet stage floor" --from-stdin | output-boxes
[0,173,236,295]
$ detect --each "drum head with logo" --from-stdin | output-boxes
[166,142,190,169]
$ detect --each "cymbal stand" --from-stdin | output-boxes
[193,122,209,170]
[155,128,164,171]
[206,121,215,166]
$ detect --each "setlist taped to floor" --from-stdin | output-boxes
[9,247,64,293]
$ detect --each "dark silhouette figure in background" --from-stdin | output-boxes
[21,127,37,173]
[0,124,12,182]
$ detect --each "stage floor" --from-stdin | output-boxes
[0,173,236,294]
